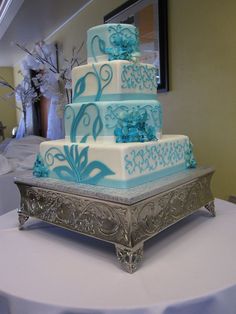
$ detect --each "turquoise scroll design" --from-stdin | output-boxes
[90,24,140,62]
[124,139,190,175]
[91,35,106,63]
[105,104,162,131]
[73,64,113,102]
[44,144,115,184]
[121,64,157,91]
[65,103,103,143]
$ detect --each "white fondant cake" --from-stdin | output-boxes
[34,23,196,188]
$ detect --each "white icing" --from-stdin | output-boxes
[87,55,109,64]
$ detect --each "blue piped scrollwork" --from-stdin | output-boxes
[121,64,157,91]
[73,64,113,102]
[44,145,115,184]
[65,103,103,143]
[124,139,190,175]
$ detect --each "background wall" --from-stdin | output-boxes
[13,0,236,200]
[158,0,236,200]
[0,67,17,138]
[47,0,126,62]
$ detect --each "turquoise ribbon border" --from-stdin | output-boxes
[73,93,157,103]
[50,163,186,189]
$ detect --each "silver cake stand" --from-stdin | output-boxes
[15,166,215,273]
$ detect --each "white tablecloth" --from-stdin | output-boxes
[0,198,236,314]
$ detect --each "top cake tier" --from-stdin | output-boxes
[87,23,140,63]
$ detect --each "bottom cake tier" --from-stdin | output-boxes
[36,135,196,188]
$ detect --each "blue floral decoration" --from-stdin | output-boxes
[106,24,140,61]
[33,154,49,177]
[185,142,197,168]
[44,145,115,184]
[114,108,157,143]
[105,104,162,133]
[91,25,140,62]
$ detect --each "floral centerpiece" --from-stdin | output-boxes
[0,74,40,135]
[0,41,84,138]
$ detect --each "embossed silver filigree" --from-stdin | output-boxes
[19,186,130,246]
[15,168,215,273]
[116,244,144,273]
[205,201,216,216]
[18,211,29,230]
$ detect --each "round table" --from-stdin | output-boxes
[0,198,236,314]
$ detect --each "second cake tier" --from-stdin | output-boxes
[72,60,158,103]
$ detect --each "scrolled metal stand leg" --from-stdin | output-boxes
[18,212,29,230]
[115,243,144,274]
[205,200,216,217]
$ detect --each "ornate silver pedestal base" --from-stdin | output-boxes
[205,201,216,217]
[18,212,29,230]
[116,244,144,274]
[15,167,215,273]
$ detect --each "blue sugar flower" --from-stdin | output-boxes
[113,107,157,143]
[33,154,49,177]
[106,25,139,61]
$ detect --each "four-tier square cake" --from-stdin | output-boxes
[34,23,196,188]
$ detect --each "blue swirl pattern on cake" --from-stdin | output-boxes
[73,63,113,102]
[44,144,115,184]
[65,103,103,143]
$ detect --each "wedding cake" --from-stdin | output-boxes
[34,23,196,188]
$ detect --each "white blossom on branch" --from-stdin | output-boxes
[16,41,84,104]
